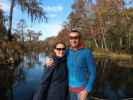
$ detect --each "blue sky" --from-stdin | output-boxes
[1,0,133,40]
[2,0,74,40]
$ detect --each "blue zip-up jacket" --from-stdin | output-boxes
[66,48,96,93]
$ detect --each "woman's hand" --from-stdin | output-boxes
[45,57,55,67]
[79,89,89,100]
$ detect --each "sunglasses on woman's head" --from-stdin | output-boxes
[56,48,66,51]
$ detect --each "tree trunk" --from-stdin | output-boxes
[128,32,131,49]
[93,38,99,48]
[120,37,123,49]
[21,24,25,47]
[8,0,15,40]
[101,39,104,48]
[0,1,2,10]
[102,33,107,49]
[0,2,3,33]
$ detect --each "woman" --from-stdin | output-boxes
[33,42,68,100]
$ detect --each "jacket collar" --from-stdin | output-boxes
[53,55,66,63]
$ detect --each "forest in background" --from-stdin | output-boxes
[0,0,133,64]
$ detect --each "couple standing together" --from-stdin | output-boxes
[33,30,96,100]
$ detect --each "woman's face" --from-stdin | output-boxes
[54,43,66,57]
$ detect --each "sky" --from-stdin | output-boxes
[2,0,74,40]
[1,0,133,40]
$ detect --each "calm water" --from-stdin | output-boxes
[13,53,46,100]
[0,53,133,100]
[93,59,133,100]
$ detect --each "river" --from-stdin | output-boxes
[0,53,133,100]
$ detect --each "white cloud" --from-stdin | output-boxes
[43,5,64,19]
[44,5,64,13]
[1,2,10,12]
[47,13,57,18]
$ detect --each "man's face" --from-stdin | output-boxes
[69,32,80,48]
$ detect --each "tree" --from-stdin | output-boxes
[67,0,98,47]
[16,19,27,44]
[24,29,42,52]
[8,0,46,40]
[59,0,133,51]
[0,9,4,33]
[26,29,42,41]
[0,7,7,39]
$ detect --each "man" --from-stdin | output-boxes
[46,30,96,100]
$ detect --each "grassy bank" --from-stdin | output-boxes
[93,48,133,68]
[93,48,132,60]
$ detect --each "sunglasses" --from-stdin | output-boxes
[56,48,66,51]
[69,36,80,40]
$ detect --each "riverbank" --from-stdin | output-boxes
[93,48,132,60]
[93,48,133,68]
[0,41,132,66]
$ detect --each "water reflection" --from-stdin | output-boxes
[93,59,133,100]
[0,53,133,100]
[13,53,45,100]
[0,53,46,100]
[0,64,17,100]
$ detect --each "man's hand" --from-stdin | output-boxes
[45,57,55,67]
[79,89,89,100]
